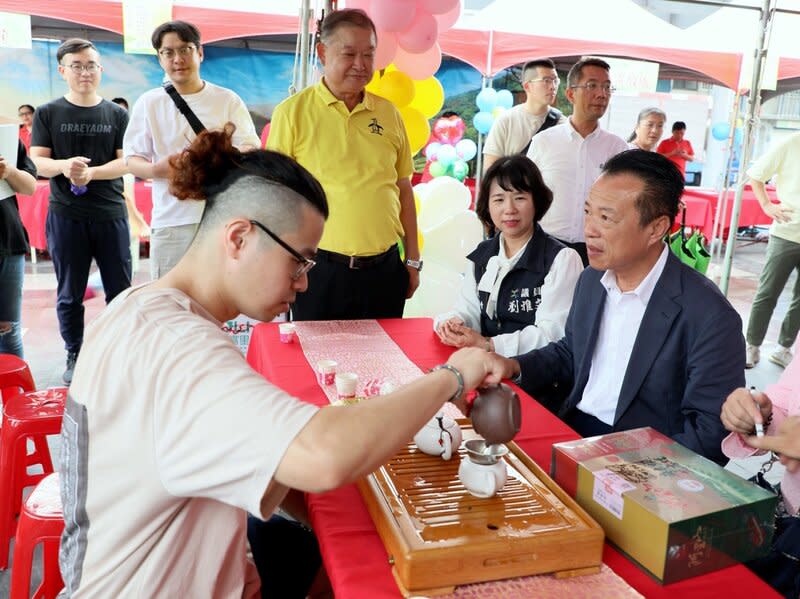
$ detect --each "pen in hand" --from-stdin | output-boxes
[750,386,764,437]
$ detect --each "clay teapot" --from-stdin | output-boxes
[470,383,521,446]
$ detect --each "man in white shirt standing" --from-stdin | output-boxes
[123,20,260,279]
[482,59,565,172]
[527,57,628,266]
[496,150,745,464]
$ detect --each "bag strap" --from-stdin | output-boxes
[163,82,206,135]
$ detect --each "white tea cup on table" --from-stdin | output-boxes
[335,372,358,399]
[316,360,337,386]
[413,412,462,461]
[278,323,296,343]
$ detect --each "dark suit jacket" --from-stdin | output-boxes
[516,251,745,464]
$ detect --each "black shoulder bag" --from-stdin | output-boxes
[163,82,206,135]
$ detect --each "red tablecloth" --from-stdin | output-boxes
[681,186,775,239]
[16,179,153,251]
[246,318,779,599]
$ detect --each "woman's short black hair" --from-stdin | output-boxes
[476,155,553,235]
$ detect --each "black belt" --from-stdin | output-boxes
[317,246,397,269]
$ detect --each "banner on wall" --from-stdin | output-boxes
[123,0,173,55]
[598,56,659,94]
[0,12,31,49]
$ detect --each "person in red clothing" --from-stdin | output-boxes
[17,104,34,151]
[657,121,694,177]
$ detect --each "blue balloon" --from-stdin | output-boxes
[496,89,514,110]
[711,122,730,141]
[437,144,457,167]
[476,88,498,112]
[473,111,495,135]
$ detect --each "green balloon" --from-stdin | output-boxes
[452,160,469,182]
[429,160,447,178]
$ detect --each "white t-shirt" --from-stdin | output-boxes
[483,104,566,158]
[123,82,260,229]
[58,286,318,598]
[527,121,628,243]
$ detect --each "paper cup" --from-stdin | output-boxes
[335,372,358,399]
[316,360,337,386]
[278,323,296,343]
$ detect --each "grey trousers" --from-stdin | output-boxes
[746,234,800,348]
[149,223,200,280]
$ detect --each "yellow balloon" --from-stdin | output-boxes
[418,229,425,253]
[414,191,421,214]
[409,77,445,120]
[399,106,430,155]
[365,70,382,95]
[378,71,415,107]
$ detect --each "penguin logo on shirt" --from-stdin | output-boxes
[368,118,384,135]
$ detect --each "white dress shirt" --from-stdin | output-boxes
[577,244,670,424]
[434,235,584,357]
[527,121,628,243]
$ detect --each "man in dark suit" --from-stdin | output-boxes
[498,150,745,463]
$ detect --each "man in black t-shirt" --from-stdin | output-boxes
[31,38,131,384]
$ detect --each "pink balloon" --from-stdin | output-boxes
[344,0,372,10]
[433,1,461,32]
[397,10,438,54]
[374,30,398,70]
[418,0,459,15]
[370,0,416,33]
[394,43,442,80]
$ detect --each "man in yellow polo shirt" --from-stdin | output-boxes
[745,131,800,369]
[267,8,420,320]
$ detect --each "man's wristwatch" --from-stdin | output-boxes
[405,258,423,271]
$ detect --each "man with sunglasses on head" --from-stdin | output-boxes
[30,38,131,385]
[123,20,259,281]
[526,57,628,266]
[482,59,565,173]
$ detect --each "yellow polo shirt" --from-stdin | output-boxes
[268,80,413,256]
[748,131,800,244]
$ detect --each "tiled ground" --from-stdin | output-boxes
[0,234,791,594]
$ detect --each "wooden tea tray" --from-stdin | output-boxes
[357,423,605,597]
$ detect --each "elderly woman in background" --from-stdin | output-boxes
[434,155,583,357]
[627,107,666,151]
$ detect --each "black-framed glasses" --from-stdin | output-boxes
[158,46,197,59]
[249,220,316,281]
[570,82,616,94]
[63,62,101,74]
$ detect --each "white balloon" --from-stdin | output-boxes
[421,210,484,273]
[413,182,429,199]
[418,176,471,230]
[404,261,464,318]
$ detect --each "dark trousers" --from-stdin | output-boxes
[46,211,131,353]
[291,247,410,320]
[565,408,613,437]
[556,239,589,267]
[247,514,321,599]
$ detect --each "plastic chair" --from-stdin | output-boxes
[0,388,66,570]
[0,354,35,402]
[9,472,64,599]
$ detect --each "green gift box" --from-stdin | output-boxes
[551,428,777,583]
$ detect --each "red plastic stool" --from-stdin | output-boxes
[0,353,35,402]
[9,472,64,599]
[0,388,66,570]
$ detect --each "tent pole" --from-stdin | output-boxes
[297,0,311,90]
[475,31,494,194]
[711,91,742,260]
[719,0,774,296]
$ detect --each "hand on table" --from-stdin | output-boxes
[721,387,772,436]
[436,319,490,351]
[746,416,800,472]
[763,202,794,224]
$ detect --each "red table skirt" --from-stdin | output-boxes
[680,186,775,239]
[16,179,153,251]
[246,318,778,599]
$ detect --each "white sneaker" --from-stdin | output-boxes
[769,346,793,369]
[745,345,760,369]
